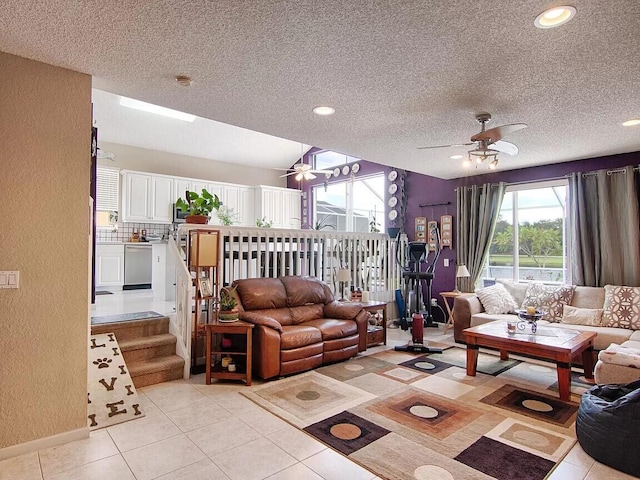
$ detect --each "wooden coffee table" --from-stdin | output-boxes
[464,321,595,401]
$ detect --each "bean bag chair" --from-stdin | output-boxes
[576,379,640,477]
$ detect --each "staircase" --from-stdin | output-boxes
[91,316,184,388]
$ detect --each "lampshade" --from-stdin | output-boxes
[336,268,351,282]
[456,265,470,278]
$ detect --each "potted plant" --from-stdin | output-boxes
[218,286,239,322]
[175,188,221,224]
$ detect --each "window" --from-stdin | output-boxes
[96,167,119,228]
[313,151,360,170]
[313,174,385,232]
[484,180,569,284]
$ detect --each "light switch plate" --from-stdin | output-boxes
[443,259,450,267]
[0,271,19,288]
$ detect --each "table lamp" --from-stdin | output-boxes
[453,264,470,294]
[336,268,351,301]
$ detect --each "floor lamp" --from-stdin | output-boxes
[336,268,351,301]
[453,264,470,294]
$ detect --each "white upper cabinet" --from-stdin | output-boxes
[254,185,301,229]
[222,184,255,226]
[122,171,173,224]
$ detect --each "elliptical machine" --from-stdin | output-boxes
[395,227,443,354]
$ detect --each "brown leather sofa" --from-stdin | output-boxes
[230,276,369,379]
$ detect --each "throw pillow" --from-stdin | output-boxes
[560,305,603,326]
[602,285,640,329]
[521,283,576,322]
[496,279,530,311]
[475,283,518,315]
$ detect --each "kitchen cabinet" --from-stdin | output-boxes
[96,244,125,287]
[121,172,173,223]
[222,184,255,226]
[254,186,301,229]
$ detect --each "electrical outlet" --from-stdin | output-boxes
[431,298,438,306]
[443,258,449,267]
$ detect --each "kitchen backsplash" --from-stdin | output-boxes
[97,223,172,242]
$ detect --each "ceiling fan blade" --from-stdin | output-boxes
[279,171,297,177]
[303,172,317,180]
[471,123,527,143]
[417,142,474,150]
[309,169,333,174]
[492,140,519,156]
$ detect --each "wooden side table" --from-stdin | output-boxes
[359,301,388,347]
[440,291,461,333]
[205,319,253,386]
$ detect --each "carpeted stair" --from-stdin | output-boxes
[91,316,184,388]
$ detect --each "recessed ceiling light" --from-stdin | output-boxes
[313,106,335,116]
[119,96,196,122]
[534,6,577,29]
[622,119,640,127]
[450,155,463,160]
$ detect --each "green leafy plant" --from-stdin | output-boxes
[256,217,273,228]
[219,287,238,311]
[216,205,238,226]
[175,189,221,217]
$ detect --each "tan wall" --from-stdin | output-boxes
[98,141,287,187]
[0,52,91,448]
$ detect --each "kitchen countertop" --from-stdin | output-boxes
[96,241,166,245]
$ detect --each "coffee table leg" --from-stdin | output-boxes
[557,362,571,401]
[581,345,595,381]
[500,349,509,361]
[466,345,479,376]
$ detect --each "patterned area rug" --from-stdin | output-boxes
[87,333,144,430]
[243,347,580,480]
[91,311,164,325]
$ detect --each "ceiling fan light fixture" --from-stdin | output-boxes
[313,106,335,116]
[489,158,499,169]
[295,172,303,181]
[534,6,576,29]
[463,156,473,168]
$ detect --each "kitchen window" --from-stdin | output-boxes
[96,166,119,228]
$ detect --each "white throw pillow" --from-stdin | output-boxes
[475,283,518,315]
[496,279,530,311]
[560,305,603,326]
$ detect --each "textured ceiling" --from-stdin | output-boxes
[1,0,639,179]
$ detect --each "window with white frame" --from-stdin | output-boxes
[483,179,569,284]
[313,174,385,233]
[313,151,360,170]
[95,166,119,228]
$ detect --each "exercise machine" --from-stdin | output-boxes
[395,229,443,353]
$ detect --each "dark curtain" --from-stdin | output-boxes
[569,166,640,286]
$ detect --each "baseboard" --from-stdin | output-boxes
[0,427,89,461]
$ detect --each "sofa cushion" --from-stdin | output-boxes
[234,278,288,310]
[475,283,518,314]
[290,304,325,324]
[496,279,530,309]
[602,285,640,330]
[281,276,333,307]
[521,283,576,322]
[244,308,293,326]
[552,324,633,351]
[561,305,603,326]
[571,286,605,309]
[280,325,323,349]
[303,318,358,341]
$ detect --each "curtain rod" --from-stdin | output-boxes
[581,166,640,177]
[418,201,451,207]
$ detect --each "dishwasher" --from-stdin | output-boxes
[124,244,152,289]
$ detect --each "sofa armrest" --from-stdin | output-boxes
[324,302,368,352]
[239,312,283,333]
[453,294,485,343]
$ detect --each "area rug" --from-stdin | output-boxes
[87,333,144,430]
[91,310,164,325]
[242,347,580,480]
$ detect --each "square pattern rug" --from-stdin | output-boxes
[243,347,580,480]
[87,333,144,430]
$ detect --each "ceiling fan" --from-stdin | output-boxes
[276,162,332,181]
[418,113,527,169]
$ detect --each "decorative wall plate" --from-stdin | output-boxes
[333,167,341,177]
[388,209,398,220]
[388,196,398,207]
[351,163,360,173]
[388,184,398,194]
[342,165,350,175]
[387,170,398,181]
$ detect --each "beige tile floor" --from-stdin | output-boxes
[2,291,635,479]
